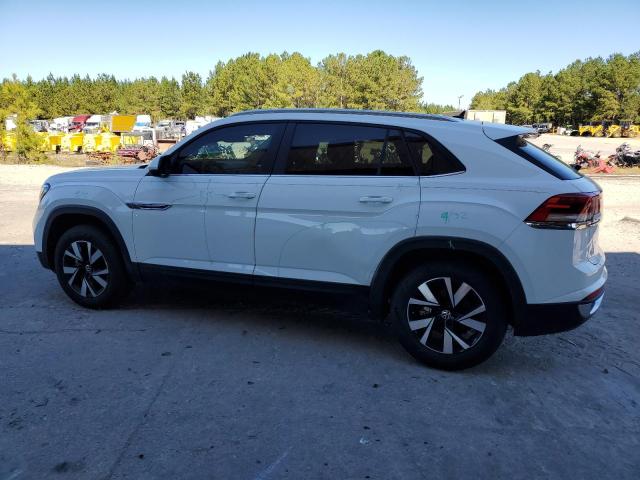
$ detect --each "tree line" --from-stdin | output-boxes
[470,52,640,125]
[1,50,455,123]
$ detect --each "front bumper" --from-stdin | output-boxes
[514,290,604,336]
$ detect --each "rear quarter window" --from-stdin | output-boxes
[404,131,465,176]
[496,135,581,180]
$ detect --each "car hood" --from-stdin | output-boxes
[47,164,149,185]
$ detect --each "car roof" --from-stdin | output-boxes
[209,108,468,134]
[161,109,533,156]
[231,108,459,123]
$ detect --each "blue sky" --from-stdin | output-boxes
[1,0,639,107]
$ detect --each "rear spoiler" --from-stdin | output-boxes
[482,122,537,140]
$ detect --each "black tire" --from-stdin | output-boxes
[391,262,507,370]
[53,225,128,308]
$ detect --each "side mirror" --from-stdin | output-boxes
[148,155,171,177]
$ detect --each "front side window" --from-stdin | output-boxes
[404,131,465,176]
[172,123,282,174]
[285,123,414,176]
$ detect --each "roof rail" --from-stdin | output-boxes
[230,108,458,122]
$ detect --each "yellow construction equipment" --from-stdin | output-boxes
[1,132,17,152]
[621,121,640,138]
[580,121,609,137]
[607,124,622,137]
[82,133,102,153]
[96,132,121,152]
[579,124,595,136]
[46,133,65,153]
[607,120,640,137]
[61,132,85,153]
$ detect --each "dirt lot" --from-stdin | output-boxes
[1,165,639,479]
[528,133,640,167]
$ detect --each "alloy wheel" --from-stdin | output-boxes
[62,240,110,298]
[406,276,487,354]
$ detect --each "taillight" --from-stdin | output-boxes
[526,192,601,229]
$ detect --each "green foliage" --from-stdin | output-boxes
[2,51,433,123]
[180,71,203,119]
[0,76,45,162]
[471,52,640,125]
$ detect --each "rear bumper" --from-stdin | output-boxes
[514,290,604,336]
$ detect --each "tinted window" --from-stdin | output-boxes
[496,135,581,180]
[173,123,281,174]
[404,131,465,176]
[286,123,414,176]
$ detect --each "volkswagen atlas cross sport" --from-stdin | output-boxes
[33,109,606,369]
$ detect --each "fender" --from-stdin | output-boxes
[368,236,527,325]
[41,205,139,281]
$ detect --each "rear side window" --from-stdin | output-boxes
[496,135,581,180]
[285,123,414,176]
[404,131,465,176]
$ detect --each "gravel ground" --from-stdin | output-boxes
[1,165,639,479]
[528,133,640,166]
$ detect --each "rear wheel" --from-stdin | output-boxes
[391,262,507,370]
[54,225,127,308]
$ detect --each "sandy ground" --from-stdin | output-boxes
[1,164,639,479]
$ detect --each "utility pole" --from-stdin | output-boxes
[458,95,464,110]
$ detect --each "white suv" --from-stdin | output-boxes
[33,109,606,369]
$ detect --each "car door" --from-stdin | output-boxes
[254,122,420,286]
[132,122,283,273]
[132,166,210,270]
[198,122,284,275]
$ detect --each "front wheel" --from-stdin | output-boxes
[54,225,128,308]
[391,262,507,370]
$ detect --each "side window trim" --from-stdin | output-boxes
[168,121,287,175]
[272,122,296,175]
[273,120,418,176]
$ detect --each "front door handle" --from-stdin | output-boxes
[359,195,393,204]
[226,191,256,199]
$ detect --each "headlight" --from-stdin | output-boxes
[39,182,51,202]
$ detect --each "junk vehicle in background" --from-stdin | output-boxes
[155,120,186,152]
[83,115,110,134]
[49,117,73,133]
[133,115,152,131]
[533,123,552,134]
[116,130,158,162]
[574,145,601,168]
[611,143,640,168]
[30,120,49,132]
[69,115,91,132]
[156,119,186,139]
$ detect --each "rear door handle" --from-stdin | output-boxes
[359,195,393,204]
[226,191,256,199]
